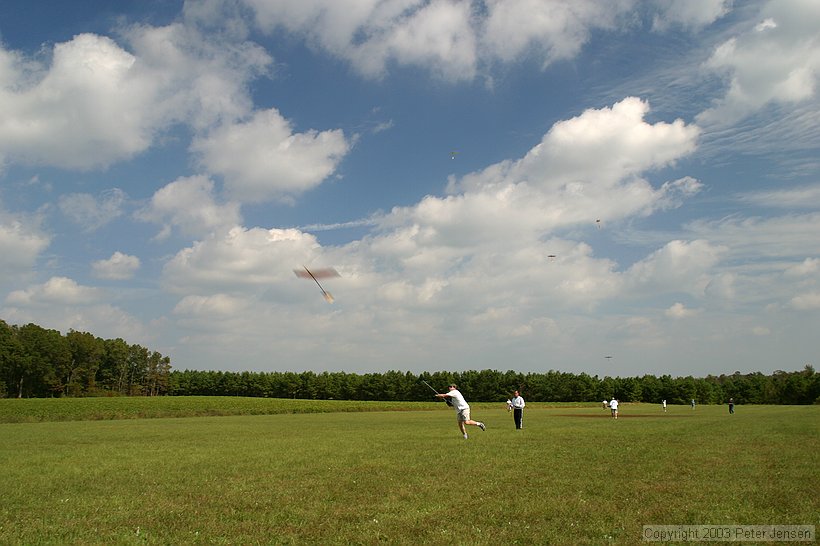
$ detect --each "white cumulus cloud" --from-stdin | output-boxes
[0,34,153,169]
[482,0,630,65]
[5,276,102,306]
[790,291,820,310]
[243,0,477,81]
[698,0,820,126]
[162,226,327,294]
[136,175,242,239]
[191,108,350,203]
[784,257,819,277]
[626,240,726,295]
[665,302,700,318]
[651,0,732,31]
[0,211,50,284]
[92,252,141,280]
[0,23,271,171]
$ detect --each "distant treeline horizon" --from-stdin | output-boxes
[2,319,817,404]
[167,366,819,405]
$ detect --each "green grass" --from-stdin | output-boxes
[1,402,817,545]
[0,396,602,423]
[0,396,446,423]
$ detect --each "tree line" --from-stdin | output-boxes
[167,366,820,405]
[0,320,171,398]
[2,320,817,404]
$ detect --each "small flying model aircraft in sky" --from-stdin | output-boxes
[294,266,340,303]
[450,150,459,159]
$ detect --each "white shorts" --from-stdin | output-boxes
[456,408,471,422]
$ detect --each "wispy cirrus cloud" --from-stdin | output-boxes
[59,188,127,231]
[738,183,820,208]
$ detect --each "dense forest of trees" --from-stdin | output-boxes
[2,320,817,404]
[167,367,820,405]
[0,320,171,398]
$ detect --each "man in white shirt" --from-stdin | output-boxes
[609,398,619,419]
[436,384,486,439]
[509,390,525,429]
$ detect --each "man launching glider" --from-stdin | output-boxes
[435,384,486,439]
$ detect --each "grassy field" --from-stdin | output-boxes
[1,400,817,545]
[0,396,447,423]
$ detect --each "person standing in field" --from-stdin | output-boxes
[609,398,619,419]
[691,399,696,410]
[509,390,525,429]
[662,399,667,412]
[602,399,608,410]
[436,384,486,439]
[728,398,735,414]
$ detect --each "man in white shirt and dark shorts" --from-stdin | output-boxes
[609,398,619,419]
[436,384,486,439]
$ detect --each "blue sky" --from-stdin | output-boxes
[1,0,818,377]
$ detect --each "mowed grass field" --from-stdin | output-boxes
[1,400,817,545]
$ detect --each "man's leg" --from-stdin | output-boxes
[465,419,486,430]
[459,419,471,438]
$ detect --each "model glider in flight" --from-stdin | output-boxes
[450,150,459,160]
[294,266,340,303]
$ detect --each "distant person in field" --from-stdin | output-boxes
[602,399,608,410]
[728,398,734,414]
[609,398,619,419]
[509,390,525,429]
[436,384,486,439]
[662,399,667,412]
[691,399,696,409]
